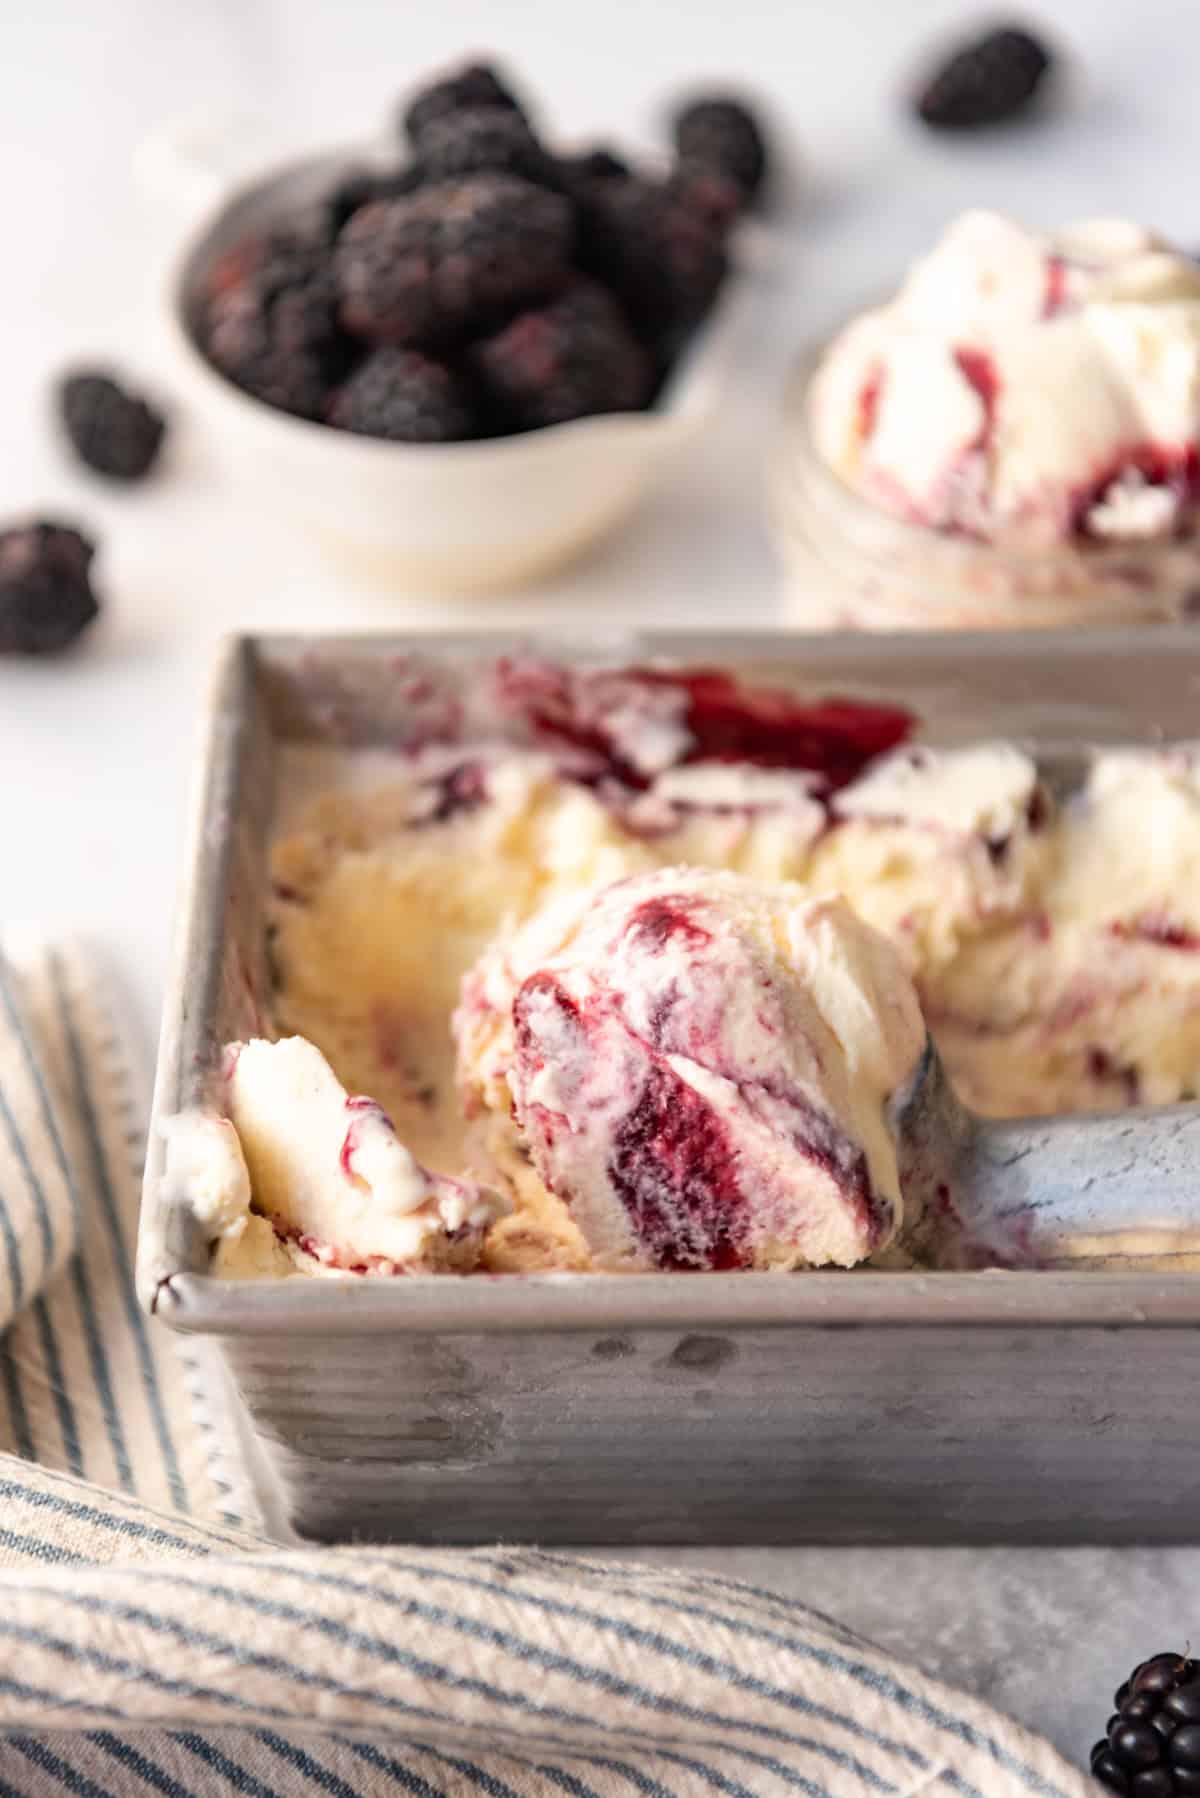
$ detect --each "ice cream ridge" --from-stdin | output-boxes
[168,659,1200,1279]
[808,210,1200,545]
[174,1040,506,1279]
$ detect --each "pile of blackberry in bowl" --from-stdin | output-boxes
[186,59,769,443]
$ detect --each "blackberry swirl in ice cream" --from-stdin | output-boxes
[779,211,1200,628]
[459,872,923,1271]
[810,212,1200,546]
[196,1036,505,1277]
[165,659,1200,1279]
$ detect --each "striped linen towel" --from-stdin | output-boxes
[0,939,255,1523]
[0,940,1099,1797]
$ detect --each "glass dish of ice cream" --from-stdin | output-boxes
[772,211,1200,630]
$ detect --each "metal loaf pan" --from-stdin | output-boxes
[139,630,1200,1545]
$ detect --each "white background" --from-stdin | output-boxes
[2,0,1197,1759]
[5,0,1197,1033]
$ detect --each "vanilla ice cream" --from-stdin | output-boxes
[809,211,1200,547]
[933,745,1200,1116]
[459,870,923,1270]
[161,1110,253,1243]
[173,661,1200,1279]
[217,1035,504,1276]
[811,742,1051,976]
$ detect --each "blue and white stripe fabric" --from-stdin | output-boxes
[0,949,83,1333]
[0,940,255,1524]
[0,942,1098,1797]
[0,1467,1097,1798]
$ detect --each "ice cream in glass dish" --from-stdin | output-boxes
[772,211,1200,629]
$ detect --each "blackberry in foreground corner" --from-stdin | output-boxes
[328,349,478,442]
[1091,1652,1200,1793]
[0,522,99,656]
[403,61,525,147]
[472,280,651,431]
[915,26,1052,130]
[671,95,768,202]
[58,371,166,481]
[412,106,559,190]
[335,175,572,347]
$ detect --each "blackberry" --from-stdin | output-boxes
[1091,1652,1200,1793]
[0,521,99,656]
[669,159,746,235]
[403,61,525,147]
[326,163,423,235]
[575,172,729,345]
[328,348,478,442]
[471,279,650,431]
[57,370,166,481]
[915,26,1053,130]
[200,231,349,419]
[335,175,572,347]
[555,151,630,239]
[413,106,558,189]
[561,146,630,185]
[327,167,381,234]
[671,94,768,202]
[205,289,328,418]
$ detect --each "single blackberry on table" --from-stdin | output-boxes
[671,94,769,202]
[402,60,525,146]
[915,25,1053,130]
[1091,1652,1200,1793]
[471,279,651,432]
[328,348,478,441]
[57,371,166,481]
[335,174,572,347]
[0,521,99,656]
[412,106,559,189]
[200,230,350,419]
[575,172,730,346]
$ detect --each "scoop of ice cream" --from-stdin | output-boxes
[808,210,1200,545]
[223,1036,505,1273]
[458,868,925,1270]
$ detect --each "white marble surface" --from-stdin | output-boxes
[3,0,1198,1775]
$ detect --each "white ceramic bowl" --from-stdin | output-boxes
[153,128,752,594]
